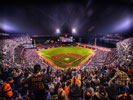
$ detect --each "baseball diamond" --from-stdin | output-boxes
[51,53,83,66]
[37,47,94,69]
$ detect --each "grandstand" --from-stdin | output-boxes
[0,33,132,99]
[0,0,133,100]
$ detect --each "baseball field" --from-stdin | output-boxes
[37,47,94,69]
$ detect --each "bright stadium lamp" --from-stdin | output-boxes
[56,28,60,34]
[72,28,76,33]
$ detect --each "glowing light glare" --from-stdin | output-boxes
[72,28,76,33]
[0,23,15,31]
[114,18,131,32]
[56,28,60,33]
[3,24,13,30]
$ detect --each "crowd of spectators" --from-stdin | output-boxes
[0,35,32,68]
[116,38,133,66]
[87,50,109,69]
[104,48,118,66]
[36,44,62,50]
[22,49,47,68]
[0,37,132,100]
[14,45,25,64]
[0,62,132,100]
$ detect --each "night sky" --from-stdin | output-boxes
[0,0,133,38]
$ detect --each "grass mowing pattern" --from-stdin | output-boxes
[39,47,92,69]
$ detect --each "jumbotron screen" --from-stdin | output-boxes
[59,36,73,42]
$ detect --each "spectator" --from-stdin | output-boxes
[2,77,14,99]
[58,84,68,100]
[125,78,133,99]
[64,81,70,98]
[109,66,129,94]
[83,82,94,100]
[94,85,109,100]
[106,82,118,100]
[58,88,68,100]
[69,77,82,100]
[26,64,50,100]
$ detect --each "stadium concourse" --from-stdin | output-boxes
[0,35,133,100]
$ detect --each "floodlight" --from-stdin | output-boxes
[72,28,76,33]
[56,28,60,33]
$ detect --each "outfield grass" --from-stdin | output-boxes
[38,47,92,69]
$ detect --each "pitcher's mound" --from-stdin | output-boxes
[65,58,70,61]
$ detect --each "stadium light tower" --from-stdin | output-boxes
[56,28,60,34]
[72,28,76,33]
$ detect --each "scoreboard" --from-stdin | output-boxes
[59,36,73,42]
